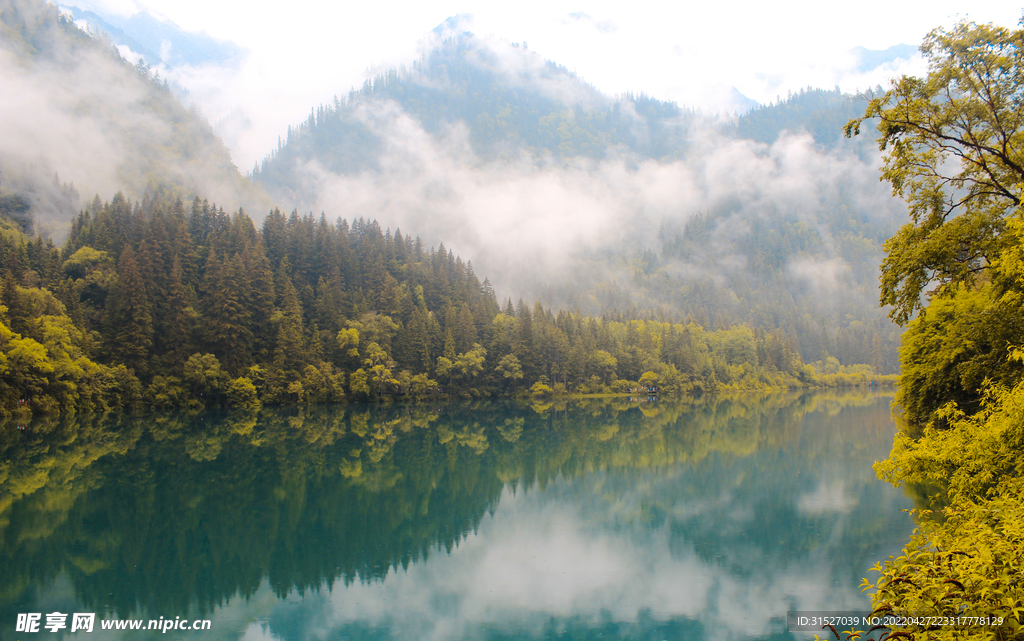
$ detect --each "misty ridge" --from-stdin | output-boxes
[0,0,269,237]
[250,29,906,368]
[0,0,906,369]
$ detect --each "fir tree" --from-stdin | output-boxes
[165,254,193,367]
[202,250,253,371]
[273,273,306,374]
[107,245,153,374]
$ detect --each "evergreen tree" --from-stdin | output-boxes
[273,273,306,375]
[107,245,153,374]
[246,241,277,361]
[202,250,252,371]
[165,254,193,367]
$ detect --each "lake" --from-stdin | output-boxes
[0,391,914,640]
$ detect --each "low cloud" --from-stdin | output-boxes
[271,94,901,304]
[789,257,852,294]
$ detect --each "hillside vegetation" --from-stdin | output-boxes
[0,0,270,236]
[1,191,891,415]
[250,35,905,371]
[834,18,1024,641]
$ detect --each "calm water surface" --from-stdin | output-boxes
[1,391,914,641]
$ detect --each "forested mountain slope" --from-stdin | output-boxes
[0,0,269,237]
[2,190,887,416]
[729,87,874,146]
[0,1,903,416]
[251,31,693,193]
[250,32,906,371]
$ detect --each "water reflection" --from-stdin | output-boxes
[0,391,912,640]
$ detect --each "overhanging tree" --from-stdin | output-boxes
[847,18,1024,424]
[847,19,1024,323]
[843,17,1024,641]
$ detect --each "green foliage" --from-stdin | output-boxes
[337,327,360,357]
[851,22,1024,638]
[225,376,260,409]
[895,282,1024,426]
[845,17,1024,427]
[107,246,153,374]
[182,352,228,406]
[349,368,370,398]
[638,371,660,388]
[861,480,1024,641]
[62,246,111,279]
[495,353,523,392]
[530,381,554,397]
[877,352,1024,504]
[847,19,1024,326]
[363,342,398,398]
[0,188,888,414]
[452,344,487,390]
[301,363,346,404]
[144,375,186,408]
[0,284,135,415]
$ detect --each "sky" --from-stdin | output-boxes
[56,0,1022,170]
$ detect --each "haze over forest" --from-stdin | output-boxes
[0,0,943,375]
[9,0,1018,397]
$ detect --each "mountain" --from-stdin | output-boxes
[729,87,874,146]
[0,3,902,418]
[0,0,269,236]
[0,1,907,373]
[251,31,696,196]
[247,29,904,371]
[59,4,243,68]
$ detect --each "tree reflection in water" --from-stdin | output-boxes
[0,391,912,640]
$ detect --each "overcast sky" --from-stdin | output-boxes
[56,0,1023,168]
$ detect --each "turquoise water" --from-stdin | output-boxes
[0,392,914,640]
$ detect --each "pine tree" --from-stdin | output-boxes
[108,246,153,374]
[202,250,252,371]
[165,254,193,367]
[1,274,25,333]
[456,304,477,353]
[273,273,306,374]
[245,241,276,362]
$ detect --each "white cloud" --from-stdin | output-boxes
[788,258,852,294]
[278,94,900,302]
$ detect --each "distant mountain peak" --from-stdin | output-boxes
[848,43,919,73]
[58,3,243,68]
[431,14,475,39]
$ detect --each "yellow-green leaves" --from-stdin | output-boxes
[864,480,1024,641]
[848,19,1024,326]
